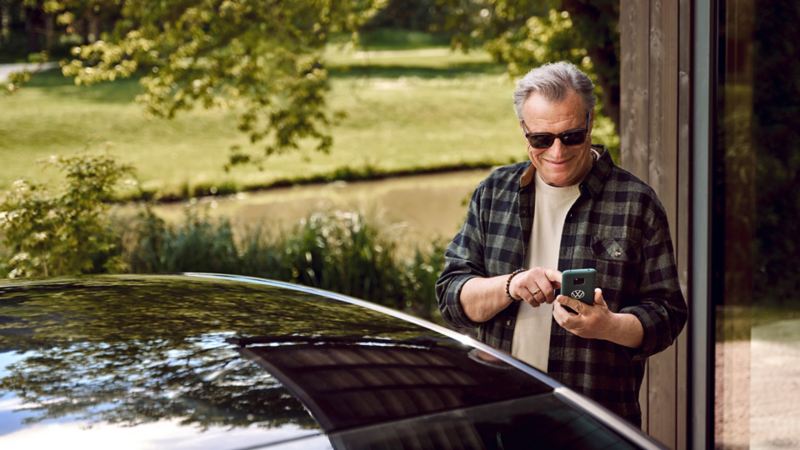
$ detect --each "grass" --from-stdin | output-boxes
[336,28,452,51]
[1,46,522,199]
[0,33,619,200]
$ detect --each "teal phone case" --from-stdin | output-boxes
[561,268,597,305]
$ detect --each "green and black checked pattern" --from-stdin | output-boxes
[436,147,687,426]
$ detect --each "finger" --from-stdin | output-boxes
[514,287,535,305]
[515,272,542,301]
[553,302,576,325]
[516,284,540,307]
[557,295,585,315]
[527,286,543,304]
[510,274,534,303]
[532,271,557,302]
[555,299,579,316]
[553,302,567,324]
[523,296,542,308]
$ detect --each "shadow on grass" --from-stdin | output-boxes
[24,60,504,105]
[330,62,505,79]
[331,28,452,51]
[24,69,142,104]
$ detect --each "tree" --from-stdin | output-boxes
[53,0,387,167]
[6,1,620,161]
[433,0,620,133]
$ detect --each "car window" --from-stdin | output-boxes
[329,394,639,449]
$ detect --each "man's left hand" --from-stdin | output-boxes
[554,288,645,348]
[553,288,614,340]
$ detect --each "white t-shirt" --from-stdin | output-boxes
[511,172,580,371]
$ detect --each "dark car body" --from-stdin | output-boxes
[0,274,663,449]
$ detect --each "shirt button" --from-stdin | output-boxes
[613,249,622,258]
[506,320,512,326]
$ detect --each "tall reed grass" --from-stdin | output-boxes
[120,208,444,320]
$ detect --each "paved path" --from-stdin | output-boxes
[716,319,800,449]
[0,62,59,82]
[750,319,800,449]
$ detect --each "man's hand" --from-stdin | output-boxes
[508,267,561,307]
[553,288,644,348]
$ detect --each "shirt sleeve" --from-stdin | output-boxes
[619,200,688,360]
[435,182,488,330]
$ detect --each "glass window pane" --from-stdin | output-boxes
[714,1,800,448]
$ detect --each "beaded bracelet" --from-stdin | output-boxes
[505,268,526,301]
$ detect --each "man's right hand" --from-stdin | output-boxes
[508,267,562,307]
[460,268,562,322]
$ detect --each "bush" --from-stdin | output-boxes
[0,153,445,318]
[123,207,241,274]
[122,208,443,317]
[281,212,402,307]
[0,154,134,278]
[399,242,446,321]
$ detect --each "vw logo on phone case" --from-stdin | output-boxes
[571,289,585,299]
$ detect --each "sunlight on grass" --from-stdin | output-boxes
[0,51,522,199]
[0,42,617,200]
[327,45,497,69]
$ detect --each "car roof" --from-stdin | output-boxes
[0,274,661,449]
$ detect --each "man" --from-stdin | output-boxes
[435,61,687,426]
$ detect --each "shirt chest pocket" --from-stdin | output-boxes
[591,236,641,294]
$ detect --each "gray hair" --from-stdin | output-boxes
[513,61,595,119]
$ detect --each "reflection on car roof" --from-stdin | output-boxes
[233,335,550,433]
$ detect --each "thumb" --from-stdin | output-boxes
[545,269,563,286]
[593,288,607,307]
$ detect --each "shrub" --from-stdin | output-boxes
[122,208,444,317]
[0,152,445,318]
[124,207,241,274]
[0,154,134,278]
[280,212,403,308]
[399,241,446,321]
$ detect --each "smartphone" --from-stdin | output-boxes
[561,268,597,306]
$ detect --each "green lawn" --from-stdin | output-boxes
[0,42,618,200]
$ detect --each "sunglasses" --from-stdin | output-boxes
[522,112,591,149]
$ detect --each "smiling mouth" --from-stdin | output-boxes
[543,157,573,165]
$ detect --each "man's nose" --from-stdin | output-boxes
[548,138,566,157]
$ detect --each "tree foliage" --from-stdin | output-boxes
[6,0,386,164]
[0,153,134,277]
[4,0,620,160]
[433,0,620,133]
[69,0,385,164]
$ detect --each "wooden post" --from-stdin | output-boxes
[620,0,691,448]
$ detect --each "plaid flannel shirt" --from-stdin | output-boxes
[436,147,687,426]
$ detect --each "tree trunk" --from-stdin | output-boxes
[88,11,100,42]
[44,12,53,51]
[25,6,42,53]
[0,3,8,44]
[561,0,621,134]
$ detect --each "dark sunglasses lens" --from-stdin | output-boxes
[561,130,587,145]
[529,134,556,148]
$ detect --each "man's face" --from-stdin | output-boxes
[520,90,593,187]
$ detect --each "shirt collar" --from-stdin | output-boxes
[519,144,612,198]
